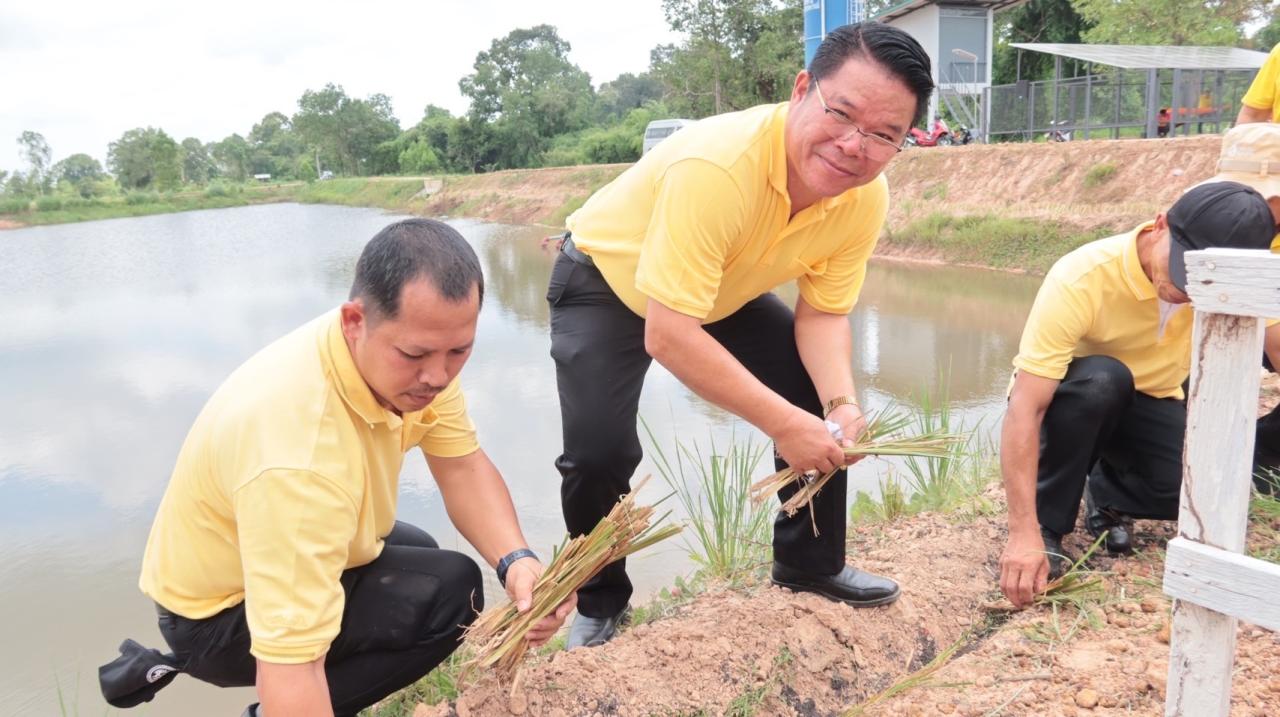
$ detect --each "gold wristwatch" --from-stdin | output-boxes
[824,394,859,418]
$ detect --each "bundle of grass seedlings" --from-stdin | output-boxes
[749,403,967,520]
[462,475,681,679]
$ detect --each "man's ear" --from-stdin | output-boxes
[340,299,366,342]
[791,70,812,105]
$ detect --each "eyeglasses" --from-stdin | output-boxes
[811,78,903,162]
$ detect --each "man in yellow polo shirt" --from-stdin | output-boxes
[998,183,1276,609]
[546,22,934,648]
[1238,43,1280,124]
[100,219,572,716]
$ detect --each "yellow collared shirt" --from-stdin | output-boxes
[139,310,478,663]
[567,103,888,323]
[1243,43,1280,122]
[1013,222,1193,400]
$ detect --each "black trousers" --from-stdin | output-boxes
[547,253,847,618]
[1036,355,1280,536]
[155,522,481,717]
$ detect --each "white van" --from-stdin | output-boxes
[642,119,693,155]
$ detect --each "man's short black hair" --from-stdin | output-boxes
[808,21,935,127]
[349,218,484,319]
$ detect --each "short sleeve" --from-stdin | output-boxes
[234,469,357,664]
[1242,45,1280,112]
[418,377,479,458]
[1012,274,1095,381]
[797,179,888,314]
[633,159,747,319]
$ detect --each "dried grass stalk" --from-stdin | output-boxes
[462,475,681,679]
[748,405,967,519]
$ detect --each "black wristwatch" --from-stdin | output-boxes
[496,548,538,586]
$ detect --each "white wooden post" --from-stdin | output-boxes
[1163,248,1280,716]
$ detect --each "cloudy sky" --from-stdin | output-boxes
[0,0,682,172]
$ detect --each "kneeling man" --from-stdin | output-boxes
[999,183,1277,608]
[101,219,572,716]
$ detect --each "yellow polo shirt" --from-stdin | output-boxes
[139,310,478,663]
[1243,44,1280,122]
[1013,222,1193,400]
[567,102,888,322]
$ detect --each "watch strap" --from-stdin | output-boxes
[496,548,538,586]
[824,394,859,418]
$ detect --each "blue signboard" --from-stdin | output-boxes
[804,0,866,66]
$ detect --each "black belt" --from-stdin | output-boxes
[561,235,595,267]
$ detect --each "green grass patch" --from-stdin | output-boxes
[921,181,948,201]
[884,212,1110,273]
[1083,162,1118,189]
[643,421,773,582]
[295,177,424,209]
[548,194,588,226]
[362,650,467,716]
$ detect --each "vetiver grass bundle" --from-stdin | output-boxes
[462,476,681,679]
[748,404,968,523]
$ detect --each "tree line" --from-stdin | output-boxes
[4,0,1277,202]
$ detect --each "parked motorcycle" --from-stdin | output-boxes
[905,116,953,148]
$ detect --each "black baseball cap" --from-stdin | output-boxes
[1168,181,1274,291]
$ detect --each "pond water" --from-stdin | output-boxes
[0,203,1042,715]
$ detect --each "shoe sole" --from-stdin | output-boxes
[770,578,902,607]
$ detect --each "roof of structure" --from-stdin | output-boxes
[1008,43,1270,70]
[871,0,1027,22]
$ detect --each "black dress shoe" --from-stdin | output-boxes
[565,606,631,649]
[1085,491,1134,554]
[1040,527,1076,580]
[771,562,900,606]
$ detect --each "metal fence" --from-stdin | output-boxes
[983,68,1257,142]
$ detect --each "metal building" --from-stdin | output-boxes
[986,44,1270,142]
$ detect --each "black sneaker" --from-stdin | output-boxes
[1040,527,1076,580]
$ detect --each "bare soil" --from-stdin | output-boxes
[411,486,1278,716]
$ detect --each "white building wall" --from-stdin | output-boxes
[884,6,940,123]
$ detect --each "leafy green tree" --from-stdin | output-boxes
[248,111,302,178]
[17,131,52,194]
[993,0,1091,85]
[180,137,214,184]
[1253,12,1280,50]
[52,153,105,197]
[597,73,665,120]
[292,84,400,176]
[211,134,252,183]
[108,127,182,190]
[651,0,802,118]
[459,25,597,169]
[1073,0,1269,45]
[398,140,442,174]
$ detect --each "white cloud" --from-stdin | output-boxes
[0,0,681,171]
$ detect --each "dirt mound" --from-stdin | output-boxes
[412,498,1279,717]
[883,135,1222,234]
[441,512,1002,716]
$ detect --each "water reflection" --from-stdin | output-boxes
[0,205,1040,716]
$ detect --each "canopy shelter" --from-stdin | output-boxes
[988,43,1269,141]
[873,0,1026,23]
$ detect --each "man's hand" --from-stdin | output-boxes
[773,408,846,475]
[999,528,1049,609]
[825,401,868,466]
[504,557,576,646]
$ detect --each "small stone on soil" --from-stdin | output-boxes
[1074,688,1099,708]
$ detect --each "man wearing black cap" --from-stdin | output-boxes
[998,182,1278,609]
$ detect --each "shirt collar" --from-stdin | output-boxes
[1122,220,1158,301]
[320,309,438,429]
